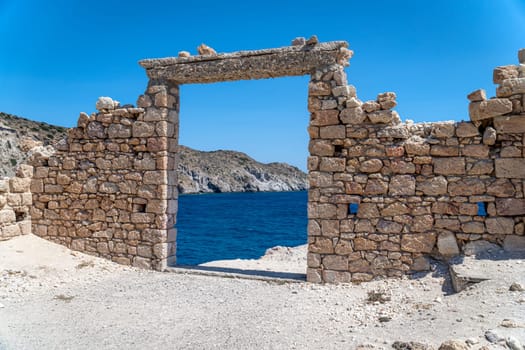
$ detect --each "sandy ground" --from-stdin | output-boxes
[1,234,524,350]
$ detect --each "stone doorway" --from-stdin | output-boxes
[137,40,352,272]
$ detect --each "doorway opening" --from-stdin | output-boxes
[174,77,309,279]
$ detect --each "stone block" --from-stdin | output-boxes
[417,176,447,196]
[86,121,106,138]
[340,106,366,124]
[96,96,117,111]
[495,198,525,216]
[401,232,436,253]
[461,144,489,158]
[362,100,380,112]
[463,241,500,256]
[334,239,353,255]
[107,124,131,138]
[364,179,388,195]
[405,138,430,156]
[431,122,456,138]
[376,219,403,234]
[9,177,31,193]
[467,89,486,102]
[143,171,167,185]
[466,160,494,175]
[308,81,331,96]
[381,202,409,216]
[306,268,322,283]
[0,180,8,193]
[131,213,155,224]
[345,97,362,108]
[310,110,339,126]
[486,217,515,234]
[487,179,515,197]
[16,164,33,178]
[482,127,497,145]
[495,159,525,178]
[323,270,352,283]
[359,159,383,173]
[469,99,512,121]
[322,255,348,271]
[320,220,339,237]
[435,219,460,230]
[503,235,525,252]
[411,215,434,232]
[433,157,465,175]
[377,126,409,139]
[456,122,480,137]
[307,252,321,267]
[309,140,334,156]
[493,65,519,84]
[501,146,522,158]
[389,175,415,196]
[309,237,334,254]
[368,110,400,124]
[353,237,377,251]
[437,231,460,257]
[493,115,525,133]
[461,222,485,234]
[356,203,380,218]
[132,256,152,269]
[448,178,485,196]
[132,121,155,137]
[496,78,525,97]
[319,125,345,139]
[2,224,21,238]
[319,157,346,172]
[519,48,525,64]
[377,92,397,110]
[430,145,459,156]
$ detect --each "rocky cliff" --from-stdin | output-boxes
[0,112,307,193]
[177,146,307,194]
[0,112,67,177]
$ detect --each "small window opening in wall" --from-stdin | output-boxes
[349,203,359,215]
[15,210,27,222]
[477,202,487,216]
[334,145,343,157]
[134,203,146,213]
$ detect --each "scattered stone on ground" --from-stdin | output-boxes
[1,234,524,349]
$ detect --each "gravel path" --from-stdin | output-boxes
[1,235,524,349]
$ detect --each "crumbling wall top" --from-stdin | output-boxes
[139,41,352,84]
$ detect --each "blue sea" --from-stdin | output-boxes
[176,191,307,265]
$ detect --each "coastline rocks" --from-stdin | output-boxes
[177,146,307,194]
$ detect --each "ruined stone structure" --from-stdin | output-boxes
[0,165,32,240]
[26,38,525,283]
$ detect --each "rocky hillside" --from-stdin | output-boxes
[0,112,67,177]
[177,146,307,194]
[0,112,307,193]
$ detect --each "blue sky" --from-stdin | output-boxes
[1,0,524,170]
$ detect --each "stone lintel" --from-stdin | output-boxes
[139,41,350,84]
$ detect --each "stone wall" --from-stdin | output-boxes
[306,48,525,283]
[28,38,525,283]
[30,87,179,270]
[0,165,32,240]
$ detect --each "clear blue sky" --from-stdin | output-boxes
[1,0,524,170]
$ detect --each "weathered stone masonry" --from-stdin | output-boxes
[27,38,525,283]
[0,165,32,241]
[30,90,179,270]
